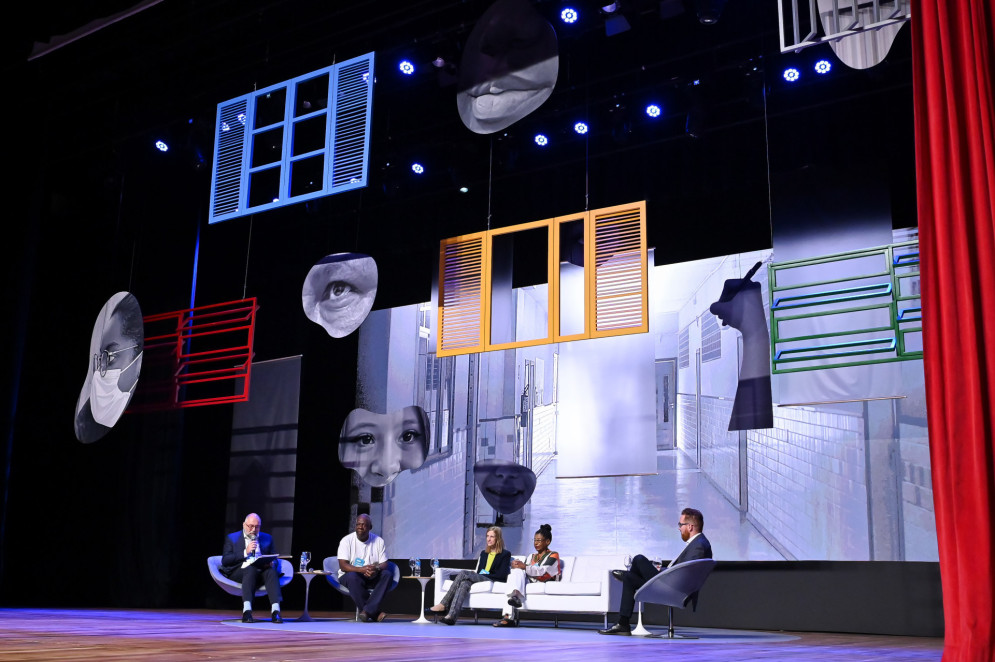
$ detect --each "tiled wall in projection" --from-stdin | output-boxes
[350,233,936,562]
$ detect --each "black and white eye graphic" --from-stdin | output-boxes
[302,253,378,338]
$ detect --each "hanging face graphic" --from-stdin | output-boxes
[302,253,378,338]
[75,292,144,443]
[474,459,537,513]
[338,406,430,487]
[457,0,559,134]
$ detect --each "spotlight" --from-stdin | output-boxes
[399,60,415,75]
[432,57,446,68]
[645,104,661,118]
[574,122,588,134]
[814,59,832,74]
[535,134,549,146]
[783,67,800,82]
[694,0,728,24]
[411,163,425,174]
[459,186,469,193]
[155,140,169,152]
[561,7,578,23]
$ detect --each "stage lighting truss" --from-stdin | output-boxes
[778,0,910,54]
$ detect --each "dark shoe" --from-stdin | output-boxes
[271,611,283,624]
[611,569,626,581]
[440,616,456,626]
[598,623,631,635]
[494,617,518,627]
[241,611,254,623]
[358,611,371,622]
[507,595,523,609]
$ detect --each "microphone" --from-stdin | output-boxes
[247,533,258,560]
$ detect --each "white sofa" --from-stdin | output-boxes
[432,555,625,627]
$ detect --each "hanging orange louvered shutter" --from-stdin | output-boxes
[588,201,648,337]
[437,233,487,356]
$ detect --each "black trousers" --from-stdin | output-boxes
[231,561,282,606]
[619,554,660,619]
[339,564,396,616]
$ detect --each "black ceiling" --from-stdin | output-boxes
[7,0,915,314]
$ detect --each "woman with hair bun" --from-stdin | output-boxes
[494,523,560,627]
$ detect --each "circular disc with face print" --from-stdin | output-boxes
[338,406,430,487]
[474,459,537,513]
[74,292,144,443]
[457,0,559,134]
[302,253,378,338]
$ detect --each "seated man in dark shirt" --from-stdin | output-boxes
[599,507,712,635]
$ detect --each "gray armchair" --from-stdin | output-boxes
[632,558,717,638]
[207,555,294,599]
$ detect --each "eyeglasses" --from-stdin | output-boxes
[93,344,139,377]
[677,521,691,529]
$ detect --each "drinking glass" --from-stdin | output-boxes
[300,550,311,572]
[409,557,420,577]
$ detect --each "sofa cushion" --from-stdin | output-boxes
[543,581,603,596]
[524,583,548,595]
[469,580,496,594]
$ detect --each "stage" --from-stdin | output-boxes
[0,608,942,661]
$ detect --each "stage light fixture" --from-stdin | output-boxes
[399,60,415,75]
[561,7,578,23]
[646,104,661,118]
[459,186,469,193]
[411,163,425,174]
[432,57,446,68]
[783,67,800,82]
[535,134,549,146]
[694,0,728,24]
[814,59,832,74]
[155,140,169,152]
[574,122,588,135]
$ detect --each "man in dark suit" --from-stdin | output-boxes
[221,513,284,623]
[599,507,713,635]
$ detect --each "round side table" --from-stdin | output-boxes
[294,570,326,622]
[406,576,433,624]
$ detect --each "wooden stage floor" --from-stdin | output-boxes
[0,608,943,661]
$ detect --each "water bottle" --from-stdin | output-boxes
[432,558,440,575]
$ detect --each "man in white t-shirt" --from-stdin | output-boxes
[337,514,396,622]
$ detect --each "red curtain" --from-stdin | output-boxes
[912,1,995,659]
